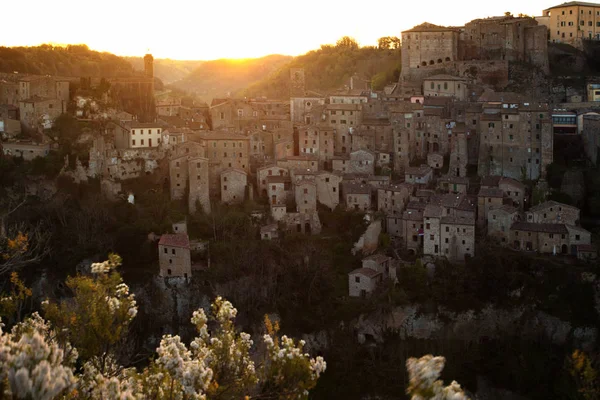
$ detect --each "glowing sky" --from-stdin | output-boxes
[2,0,557,60]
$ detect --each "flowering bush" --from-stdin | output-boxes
[0,257,327,399]
[406,355,468,400]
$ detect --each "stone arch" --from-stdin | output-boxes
[421,61,427,66]
[437,58,443,63]
[445,57,451,62]
[429,60,435,65]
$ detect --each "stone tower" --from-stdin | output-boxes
[290,68,305,98]
[188,156,211,214]
[449,131,468,177]
[144,53,154,79]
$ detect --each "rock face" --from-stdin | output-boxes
[353,304,597,351]
[353,217,382,255]
[560,169,585,207]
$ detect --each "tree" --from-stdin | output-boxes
[336,36,359,50]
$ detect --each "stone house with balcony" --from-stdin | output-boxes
[158,233,191,278]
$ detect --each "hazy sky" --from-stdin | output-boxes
[2,0,555,60]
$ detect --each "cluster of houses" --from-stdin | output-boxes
[1,2,599,286]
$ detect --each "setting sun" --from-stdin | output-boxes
[3,0,553,60]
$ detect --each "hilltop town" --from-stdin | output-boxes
[2,2,600,399]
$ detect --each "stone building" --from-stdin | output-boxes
[423,205,443,257]
[423,75,467,100]
[290,96,326,124]
[295,125,335,168]
[510,222,570,253]
[19,96,63,131]
[582,114,600,164]
[348,149,376,175]
[113,121,164,149]
[220,168,247,204]
[169,142,210,214]
[477,103,553,180]
[348,268,382,297]
[400,23,460,80]
[197,131,250,191]
[295,180,317,214]
[461,16,549,72]
[438,175,469,194]
[448,125,469,178]
[325,103,362,154]
[499,177,526,209]
[276,155,319,172]
[260,224,279,240]
[427,152,444,170]
[487,205,520,243]
[440,216,476,261]
[1,141,50,160]
[343,182,372,211]
[405,165,433,185]
[477,187,505,228]
[378,183,414,216]
[158,233,191,278]
[525,201,580,225]
[315,171,342,210]
[282,212,321,235]
[267,176,292,206]
[543,2,600,47]
[257,165,289,198]
[209,98,290,132]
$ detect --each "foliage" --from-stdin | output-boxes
[0,272,32,324]
[0,264,327,399]
[569,350,599,400]
[241,38,402,99]
[43,254,137,365]
[377,36,401,50]
[406,355,468,399]
[0,44,136,77]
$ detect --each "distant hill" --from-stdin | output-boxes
[241,41,401,99]
[170,55,293,101]
[125,57,204,85]
[0,44,137,77]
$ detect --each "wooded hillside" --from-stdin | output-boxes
[240,38,401,99]
[0,44,137,77]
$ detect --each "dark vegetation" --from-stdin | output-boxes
[241,37,401,99]
[0,44,137,77]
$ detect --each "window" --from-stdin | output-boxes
[223,177,227,182]
[445,238,449,243]
[172,249,175,255]
[429,234,434,240]
[355,276,360,283]
[132,140,136,145]
[445,226,449,232]
[304,188,308,194]
[223,185,227,191]
[426,223,431,229]
[163,248,167,254]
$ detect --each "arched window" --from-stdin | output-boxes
[421,61,427,66]
[445,57,451,62]
[429,60,435,65]
[437,58,442,63]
